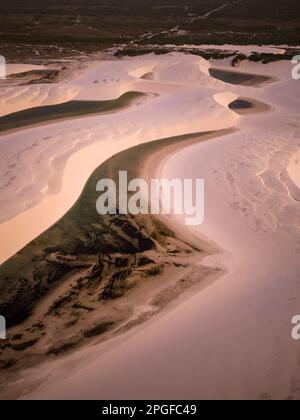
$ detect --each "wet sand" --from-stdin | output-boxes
[209,67,274,86]
[0,52,299,400]
[229,97,273,115]
[16,56,300,401]
[0,129,231,398]
[0,92,145,135]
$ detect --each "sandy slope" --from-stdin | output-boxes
[1,51,300,399]
[288,149,300,188]
[0,53,237,263]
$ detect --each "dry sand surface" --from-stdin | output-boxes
[0,53,237,263]
[288,149,300,189]
[0,49,300,400]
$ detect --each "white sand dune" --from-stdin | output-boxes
[0,53,238,263]
[287,149,300,189]
[1,50,300,400]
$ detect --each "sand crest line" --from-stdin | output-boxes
[0,53,245,263]
[0,128,234,265]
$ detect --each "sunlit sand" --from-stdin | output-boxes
[0,48,300,400]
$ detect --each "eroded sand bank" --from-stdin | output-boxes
[0,51,299,400]
[0,53,238,263]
